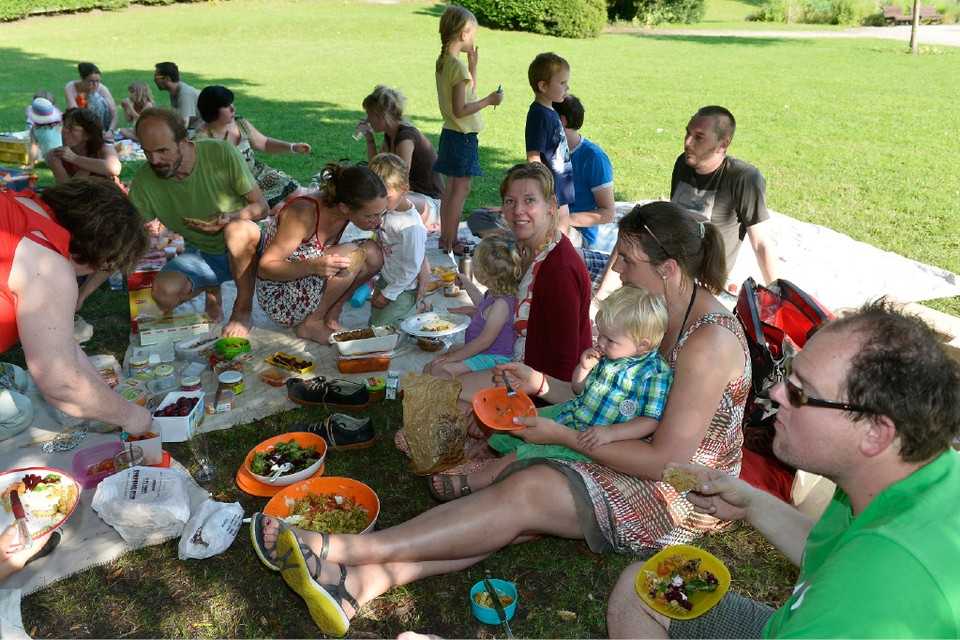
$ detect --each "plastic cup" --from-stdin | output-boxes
[114,445,144,471]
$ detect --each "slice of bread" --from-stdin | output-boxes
[662,467,702,493]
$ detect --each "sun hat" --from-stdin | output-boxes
[25,97,62,126]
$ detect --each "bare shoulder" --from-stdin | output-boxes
[674,314,745,381]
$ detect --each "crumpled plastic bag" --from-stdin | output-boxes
[178,498,244,560]
[92,467,192,547]
[401,372,467,475]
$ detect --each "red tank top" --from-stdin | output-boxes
[0,189,73,352]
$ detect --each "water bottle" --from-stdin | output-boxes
[108,270,124,291]
[458,248,474,283]
[349,279,376,308]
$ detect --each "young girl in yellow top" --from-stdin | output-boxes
[433,4,504,256]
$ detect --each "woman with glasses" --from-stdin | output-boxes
[255,162,386,344]
[46,108,122,187]
[247,201,746,637]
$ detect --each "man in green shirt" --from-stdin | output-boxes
[130,108,268,338]
[607,299,960,638]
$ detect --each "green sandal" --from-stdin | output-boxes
[250,512,328,572]
[276,528,358,638]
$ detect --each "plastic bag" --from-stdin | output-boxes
[178,499,244,560]
[92,467,192,547]
[400,372,467,475]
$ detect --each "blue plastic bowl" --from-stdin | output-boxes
[470,579,518,625]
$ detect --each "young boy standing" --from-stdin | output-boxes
[525,52,573,237]
[368,153,429,326]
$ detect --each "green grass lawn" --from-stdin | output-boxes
[1,1,957,637]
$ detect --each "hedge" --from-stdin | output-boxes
[0,0,201,22]
[459,0,607,38]
[608,0,706,24]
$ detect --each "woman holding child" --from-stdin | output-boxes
[255,162,386,345]
[250,199,750,637]
[46,107,122,187]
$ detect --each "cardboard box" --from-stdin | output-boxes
[0,167,38,192]
[138,312,211,346]
[128,267,162,333]
[153,391,204,442]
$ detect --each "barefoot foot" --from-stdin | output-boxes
[223,310,253,338]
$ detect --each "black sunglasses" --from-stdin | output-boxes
[635,209,671,260]
[783,357,873,414]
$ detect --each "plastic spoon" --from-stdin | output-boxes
[268,462,293,483]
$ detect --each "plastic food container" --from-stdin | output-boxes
[337,356,390,374]
[72,441,124,489]
[330,326,400,357]
[216,337,251,359]
[470,579,518,625]
[175,333,220,363]
[204,389,235,414]
[152,391,205,442]
[259,369,291,387]
[124,430,163,465]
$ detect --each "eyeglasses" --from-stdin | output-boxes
[635,209,671,259]
[782,357,873,414]
[362,207,387,223]
[154,75,166,80]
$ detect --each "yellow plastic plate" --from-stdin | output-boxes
[635,544,731,620]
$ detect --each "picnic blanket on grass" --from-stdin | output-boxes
[2,207,958,602]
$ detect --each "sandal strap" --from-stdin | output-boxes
[320,563,359,612]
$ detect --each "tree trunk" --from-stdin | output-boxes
[909,0,921,54]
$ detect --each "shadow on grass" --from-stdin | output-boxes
[622,33,817,46]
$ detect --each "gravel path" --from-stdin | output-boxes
[615,24,960,47]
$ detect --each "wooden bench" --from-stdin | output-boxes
[918,5,944,23]
[882,5,914,23]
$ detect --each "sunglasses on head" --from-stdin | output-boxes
[782,357,873,414]
[635,209,671,260]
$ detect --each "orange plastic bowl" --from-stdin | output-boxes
[263,476,379,534]
[472,387,536,431]
[245,433,326,487]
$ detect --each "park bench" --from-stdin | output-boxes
[882,5,914,23]
[917,5,944,22]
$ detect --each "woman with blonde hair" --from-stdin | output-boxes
[357,85,444,230]
[118,81,154,141]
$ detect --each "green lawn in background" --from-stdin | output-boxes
[0,1,956,637]
[1,0,957,320]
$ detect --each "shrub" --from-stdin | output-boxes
[460,0,607,38]
[749,0,874,24]
[0,0,203,21]
[608,0,705,24]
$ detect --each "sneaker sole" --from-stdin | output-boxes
[287,393,370,411]
[328,436,377,451]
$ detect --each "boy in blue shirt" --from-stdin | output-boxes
[525,52,573,237]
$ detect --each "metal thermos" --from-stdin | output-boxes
[458,250,474,282]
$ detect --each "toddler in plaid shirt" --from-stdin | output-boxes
[430,285,673,501]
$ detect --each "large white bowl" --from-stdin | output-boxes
[246,433,327,487]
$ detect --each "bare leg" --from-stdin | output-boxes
[205,288,223,323]
[438,176,471,253]
[296,240,384,345]
[222,220,261,338]
[607,561,671,639]
[151,270,217,313]
[262,465,582,571]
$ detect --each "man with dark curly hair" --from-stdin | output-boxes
[607,298,960,638]
[1,178,151,438]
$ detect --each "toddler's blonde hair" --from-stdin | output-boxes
[474,234,522,297]
[369,153,410,193]
[436,5,477,74]
[33,90,56,104]
[528,52,569,93]
[595,284,668,351]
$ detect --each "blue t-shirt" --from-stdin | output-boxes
[570,136,614,247]
[525,102,574,207]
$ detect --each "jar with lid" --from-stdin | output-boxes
[180,375,203,392]
[442,271,459,297]
[151,364,177,392]
[217,370,244,395]
[128,356,149,377]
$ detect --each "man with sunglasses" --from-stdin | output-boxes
[153,62,200,131]
[607,298,960,638]
[671,105,779,285]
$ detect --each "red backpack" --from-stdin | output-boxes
[735,277,835,458]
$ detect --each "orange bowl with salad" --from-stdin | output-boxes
[263,476,379,534]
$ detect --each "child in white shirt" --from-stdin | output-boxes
[368,153,429,326]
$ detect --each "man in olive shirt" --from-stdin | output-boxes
[130,108,267,338]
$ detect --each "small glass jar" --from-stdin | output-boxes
[442,272,459,297]
[217,370,244,395]
[129,356,148,376]
[152,364,176,391]
[180,376,202,392]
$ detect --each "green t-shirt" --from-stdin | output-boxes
[764,449,960,638]
[130,139,254,254]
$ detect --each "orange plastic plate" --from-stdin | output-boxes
[472,387,536,431]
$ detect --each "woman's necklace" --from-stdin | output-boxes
[675,286,698,349]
